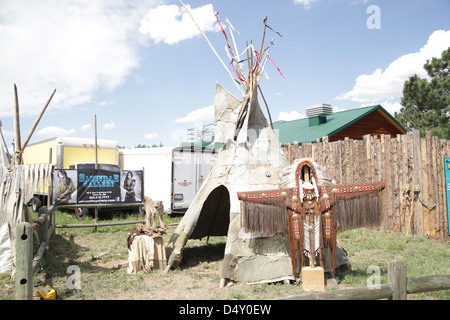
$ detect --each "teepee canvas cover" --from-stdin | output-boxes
[164,9,299,283]
[0,164,52,273]
[166,83,294,283]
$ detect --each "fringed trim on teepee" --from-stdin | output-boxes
[241,201,288,234]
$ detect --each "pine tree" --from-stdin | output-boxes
[395,47,450,139]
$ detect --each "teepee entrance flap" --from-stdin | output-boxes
[189,185,230,239]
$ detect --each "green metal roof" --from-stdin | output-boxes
[272,104,407,145]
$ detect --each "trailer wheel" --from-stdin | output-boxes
[31,197,42,212]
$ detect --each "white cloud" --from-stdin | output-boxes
[0,0,148,117]
[102,119,116,130]
[278,105,349,121]
[36,126,75,137]
[363,100,402,117]
[333,106,347,113]
[145,133,158,140]
[139,4,218,45]
[336,30,450,104]
[175,105,214,123]
[293,0,320,10]
[349,0,370,5]
[277,110,306,121]
[0,128,13,141]
[80,124,91,131]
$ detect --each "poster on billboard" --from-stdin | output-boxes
[53,169,78,205]
[76,168,121,204]
[120,170,143,203]
[52,169,143,205]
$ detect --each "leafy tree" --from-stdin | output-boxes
[134,142,164,148]
[135,144,149,148]
[395,47,450,139]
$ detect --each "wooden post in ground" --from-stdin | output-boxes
[15,222,33,300]
[13,84,22,165]
[94,114,98,233]
[37,206,49,247]
[388,260,407,300]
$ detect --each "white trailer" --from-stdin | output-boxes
[119,147,174,209]
[118,146,218,214]
[171,146,218,214]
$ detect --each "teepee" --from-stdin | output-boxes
[166,82,293,283]
[0,85,55,274]
[165,7,294,283]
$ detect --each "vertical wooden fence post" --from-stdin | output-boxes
[94,114,98,233]
[15,222,33,300]
[38,206,49,248]
[388,260,407,300]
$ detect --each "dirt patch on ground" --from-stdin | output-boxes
[28,230,240,300]
[83,249,232,300]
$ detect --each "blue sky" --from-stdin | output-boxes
[0,0,449,150]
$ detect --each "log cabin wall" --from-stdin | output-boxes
[329,109,405,142]
[282,130,450,240]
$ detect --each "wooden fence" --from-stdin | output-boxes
[15,206,55,300]
[276,260,450,300]
[282,130,450,240]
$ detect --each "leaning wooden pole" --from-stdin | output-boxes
[257,17,268,70]
[13,84,22,165]
[21,89,56,152]
[179,0,244,96]
[257,85,273,129]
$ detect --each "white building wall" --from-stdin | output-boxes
[119,147,174,210]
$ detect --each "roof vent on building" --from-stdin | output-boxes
[306,103,333,126]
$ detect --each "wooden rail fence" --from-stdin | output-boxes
[276,260,450,300]
[282,130,450,240]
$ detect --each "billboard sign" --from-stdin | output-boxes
[52,169,143,205]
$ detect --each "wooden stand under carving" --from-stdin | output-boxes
[127,224,167,274]
[301,267,325,292]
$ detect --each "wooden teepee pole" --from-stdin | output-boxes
[13,84,22,165]
[179,0,244,96]
[257,85,273,130]
[21,89,56,152]
[257,17,268,74]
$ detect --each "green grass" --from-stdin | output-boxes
[1,208,449,300]
[336,228,450,299]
